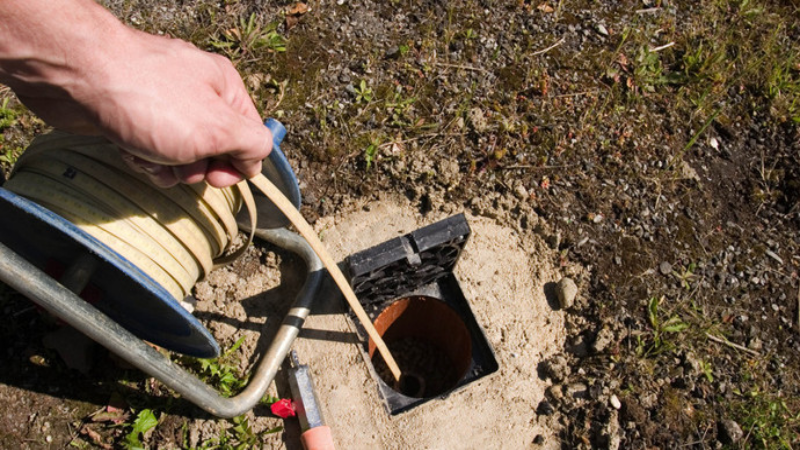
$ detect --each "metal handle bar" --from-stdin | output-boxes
[0,227,323,418]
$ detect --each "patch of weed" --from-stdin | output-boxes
[122,409,159,450]
[182,336,248,397]
[0,98,19,130]
[210,13,286,62]
[671,262,698,290]
[637,296,689,358]
[731,391,800,449]
[353,80,374,104]
[363,139,380,171]
[384,91,417,128]
[193,414,282,450]
[0,98,24,168]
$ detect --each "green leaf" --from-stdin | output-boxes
[647,296,659,328]
[661,317,689,333]
[132,409,159,435]
[364,143,379,170]
[265,426,284,434]
[223,336,247,358]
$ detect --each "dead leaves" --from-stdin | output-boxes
[537,3,555,13]
[516,1,555,13]
[79,426,113,450]
[285,3,310,31]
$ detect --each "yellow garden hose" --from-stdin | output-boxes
[5,131,403,383]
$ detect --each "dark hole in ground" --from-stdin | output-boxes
[368,296,472,399]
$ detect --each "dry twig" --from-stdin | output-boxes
[650,42,675,52]
[636,7,662,14]
[433,62,487,73]
[706,332,761,357]
[532,37,566,57]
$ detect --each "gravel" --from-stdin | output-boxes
[555,277,578,310]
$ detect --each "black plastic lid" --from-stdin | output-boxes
[345,214,471,305]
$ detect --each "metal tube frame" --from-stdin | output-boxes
[0,227,323,418]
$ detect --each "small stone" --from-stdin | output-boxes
[595,24,609,36]
[610,394,621,410]
[514,183,529,200]
[467,107,489,133]
[765,249,784,264]
[718,419,744,444]
[640,393,657,409]
[385,46,401,59]
[659,261,673,275]
[566,382,589,399]
[541,355,570,382]
[536,400,555,415]
[546,385,564,403]
[592,327,615,353]
[556,277,578,310]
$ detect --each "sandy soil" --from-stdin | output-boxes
[192,192,567,449]
[4,1,797,447]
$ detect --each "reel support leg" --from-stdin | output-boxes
[0,227,323,418]
[60,252,98,295]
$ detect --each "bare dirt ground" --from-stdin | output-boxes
[1,0,800,449]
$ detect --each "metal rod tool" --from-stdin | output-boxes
[288,350,335,450]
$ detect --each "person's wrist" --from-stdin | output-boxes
[56,8,135,105]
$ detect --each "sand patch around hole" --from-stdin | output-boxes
[285,193,567,449]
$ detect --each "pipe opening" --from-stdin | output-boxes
[369,296,472,398]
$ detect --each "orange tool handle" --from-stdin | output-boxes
[301,426,335,450]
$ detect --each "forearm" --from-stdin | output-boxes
[0,0,127,101]
[0,1,272,188]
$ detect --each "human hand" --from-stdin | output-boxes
[0,0,272,188]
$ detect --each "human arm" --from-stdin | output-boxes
[0,0,271,188]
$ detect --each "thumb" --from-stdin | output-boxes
[230,118,273,178]
[203,114,272,187]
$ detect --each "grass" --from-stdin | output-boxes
[353,80,374,104]
[731,391,800,449]
[637,295,690,358]
[182,336,249,398]
[209,12,286,62]
[192,414,282,450]
[0,97,24,167]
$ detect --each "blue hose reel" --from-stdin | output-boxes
[0,118,302,358]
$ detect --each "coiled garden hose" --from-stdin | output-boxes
[5,130,403,382]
